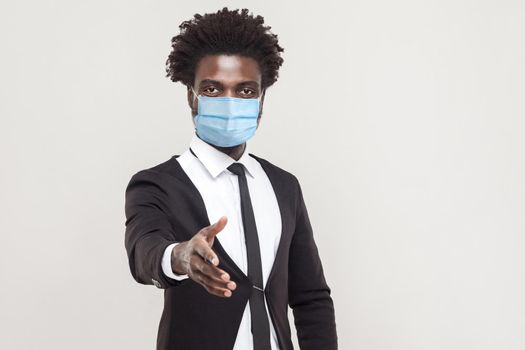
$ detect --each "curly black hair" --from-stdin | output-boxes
[165,7,284,90]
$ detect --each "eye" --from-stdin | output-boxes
[238,87,258,97]
[202,86,220,96]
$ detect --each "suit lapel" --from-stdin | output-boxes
[248,153,295,287]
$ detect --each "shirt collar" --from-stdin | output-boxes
[189,132,257,179]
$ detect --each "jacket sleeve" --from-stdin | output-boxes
[124,169,183,289]
[288,176,338,349]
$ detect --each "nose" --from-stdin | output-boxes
[222,88,236,98]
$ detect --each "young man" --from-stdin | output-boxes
[124,7,337,350]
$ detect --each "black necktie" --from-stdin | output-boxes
[227,162,272,350]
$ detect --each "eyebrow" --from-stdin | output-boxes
[197,79,260,89]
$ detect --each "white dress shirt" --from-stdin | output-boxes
[161,133,282,350]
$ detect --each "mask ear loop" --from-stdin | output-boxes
[191,87,200,102]
[190,88,200,129]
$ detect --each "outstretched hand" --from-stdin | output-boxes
[171,216,237,297]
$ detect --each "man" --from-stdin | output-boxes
[124,7,337,350]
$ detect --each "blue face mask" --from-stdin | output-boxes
[191,88,261,147]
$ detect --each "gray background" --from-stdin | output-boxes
[1,1,524,349]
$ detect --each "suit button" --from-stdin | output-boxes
[152,278,162,288]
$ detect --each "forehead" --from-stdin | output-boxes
[194,54,261,87]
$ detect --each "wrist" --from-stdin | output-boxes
[171,241,188,275]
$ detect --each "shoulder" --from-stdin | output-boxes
[125,155,183,192]
[144,155,181,176]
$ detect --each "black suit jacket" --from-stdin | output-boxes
[124,153,337,350]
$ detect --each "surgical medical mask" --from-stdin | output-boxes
[191,88,261,147]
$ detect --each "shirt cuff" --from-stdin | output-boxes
[161,242,190,280]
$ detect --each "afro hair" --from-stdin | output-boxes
[165,7,284,90]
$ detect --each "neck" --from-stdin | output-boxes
[212,143,246,161]
[194,132,246,160]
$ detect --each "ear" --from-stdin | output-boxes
[187,85,197,117]
[257,88,266,127]
[259,88,266,116]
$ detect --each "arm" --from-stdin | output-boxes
[125,169,234,297]
[288,177,338,349]
[124,169,184,289]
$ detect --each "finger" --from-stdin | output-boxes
[198,270,236,291]
[193,239,220,266]
[196,256,233,282]
[195,270,236,298]
[190,254,230,282]
[201,216,228,241]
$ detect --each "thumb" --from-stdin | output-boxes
[201,216,228,244]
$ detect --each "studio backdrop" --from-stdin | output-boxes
[1,1,524,349]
